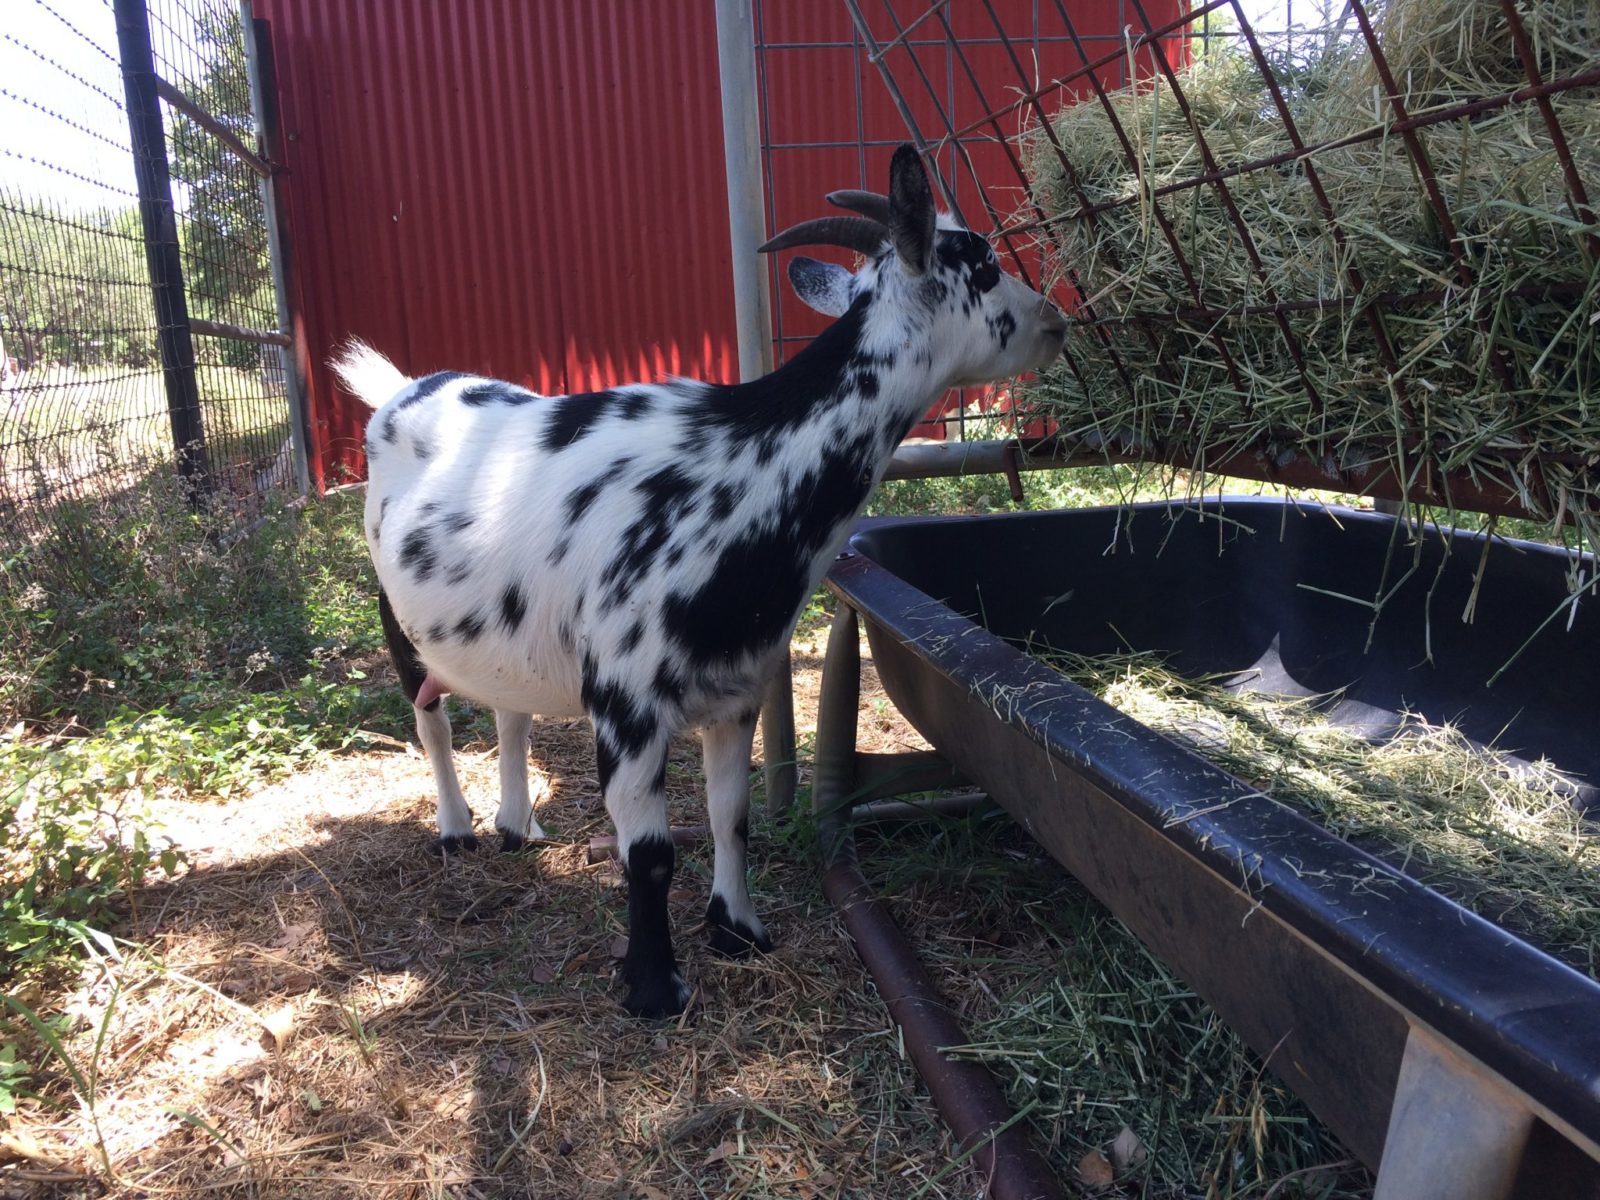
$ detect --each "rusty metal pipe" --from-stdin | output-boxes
[823,863,1065,1200]
[586,825,707,864]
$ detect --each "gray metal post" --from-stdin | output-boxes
[115,0,211,495]
[716,0,796,816]
[241,0,311,495]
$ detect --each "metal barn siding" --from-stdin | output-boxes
[251,1,1171,487]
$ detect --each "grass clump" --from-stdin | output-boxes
[1020,0,1600,561]
[1040,648,1600,973]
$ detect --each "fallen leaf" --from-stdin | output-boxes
[529,962,556,985]
[1111,1125,1147,1171]
[609,935,629,961]
[274,920,318,952]
[259,1005,296,1053]
[1077,1149,1115,1190]
[704,1139,738,1166]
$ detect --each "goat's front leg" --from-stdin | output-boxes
[494,709,548,851]
[702,712,772,957]
[593,711,687,1018]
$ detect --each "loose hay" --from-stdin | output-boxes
[1021,0,1600,561]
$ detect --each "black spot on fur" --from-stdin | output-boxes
[709,481,743,521]
[619,392,652,420]
[542,390,618,451]
[854,370,879,398]
[443,511,475,533]
[651,660,684,707]
[461,381,537,406]
[413,438,434,462]
[564,477,608,524]
[383,371,469,443]
[600,467,701,608]
[694,299,867,452]
[548,536,572,566]
[377,589,439,711]
[501,584,527,632]
[421,501,440,514]
[455,611,486,643]
[664,439,874,668]
[619,620,645,654]
[445,562,472,585]
[427,621,447,642]
[400,528,436,582]
[582,657,659,791]
[989,310,1017,350]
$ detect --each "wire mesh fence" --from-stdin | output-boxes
[0,0,296,579]
[842,0,1599,549]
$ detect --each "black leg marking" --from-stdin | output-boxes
[705,895,774,959]
[428,832,479,855]
[378,589,439,711]
[621,835,687,1018]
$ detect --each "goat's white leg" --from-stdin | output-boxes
[415,702,475,852]
[702,713,771,956]
[594,717,687,1018]
[493,709,548,850]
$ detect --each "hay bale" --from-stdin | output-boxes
[1021,0,1600,554]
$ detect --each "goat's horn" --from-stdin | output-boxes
[826,189,893,226]
[758,216,888,257]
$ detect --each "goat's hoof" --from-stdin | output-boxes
[705,896,774,959]
[428,833,479,856]
[497,828,528,853]
[621,968,691,1020]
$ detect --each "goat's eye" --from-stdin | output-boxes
[971,259,1001,293]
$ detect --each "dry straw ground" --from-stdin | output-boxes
[1,623,1024,1200]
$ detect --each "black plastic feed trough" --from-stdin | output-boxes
[822,498,1600,1199]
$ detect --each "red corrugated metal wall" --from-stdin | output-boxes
[252,1,1174,487]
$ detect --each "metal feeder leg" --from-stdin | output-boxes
[813,603,862,869]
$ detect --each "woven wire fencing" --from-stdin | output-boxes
[0,0,296,578]
[843,0,1599,554]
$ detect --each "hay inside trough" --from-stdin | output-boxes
[1021,0,1600,561]
[1038,647,1600,974]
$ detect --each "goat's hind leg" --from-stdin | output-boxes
[379,589,476,853]
[702,712,772,957]
[494,709,548,852]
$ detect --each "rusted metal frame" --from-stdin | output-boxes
[1345,0,1520,396]
[978,0,1167,401]
[865,0,950,62]
[841,0,962,216]
[866,0,975,224]
[1046,0,1251,399]
[1226,0,1417,431]
[1128,0,1324,418]
[1080,277,1591,328]
[942,0,1235,145]
[992,64,1600,236]
[154,75,274,179]
[1495,0,1600,264]
[954,1,1153,401]
[189,316,290,346]
[813,602,1066,1200]
[881,0,1117,412]
[848,0,1103,416]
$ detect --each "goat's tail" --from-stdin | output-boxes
[329,339,409,409]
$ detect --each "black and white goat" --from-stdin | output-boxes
[332,146,1067,1018]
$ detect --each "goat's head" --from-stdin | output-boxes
[761,144,1067,389]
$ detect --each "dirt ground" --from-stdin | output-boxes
[4,616,1051,1200]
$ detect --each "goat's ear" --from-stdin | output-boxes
[788,256,854,318]
[887,144,935,275]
